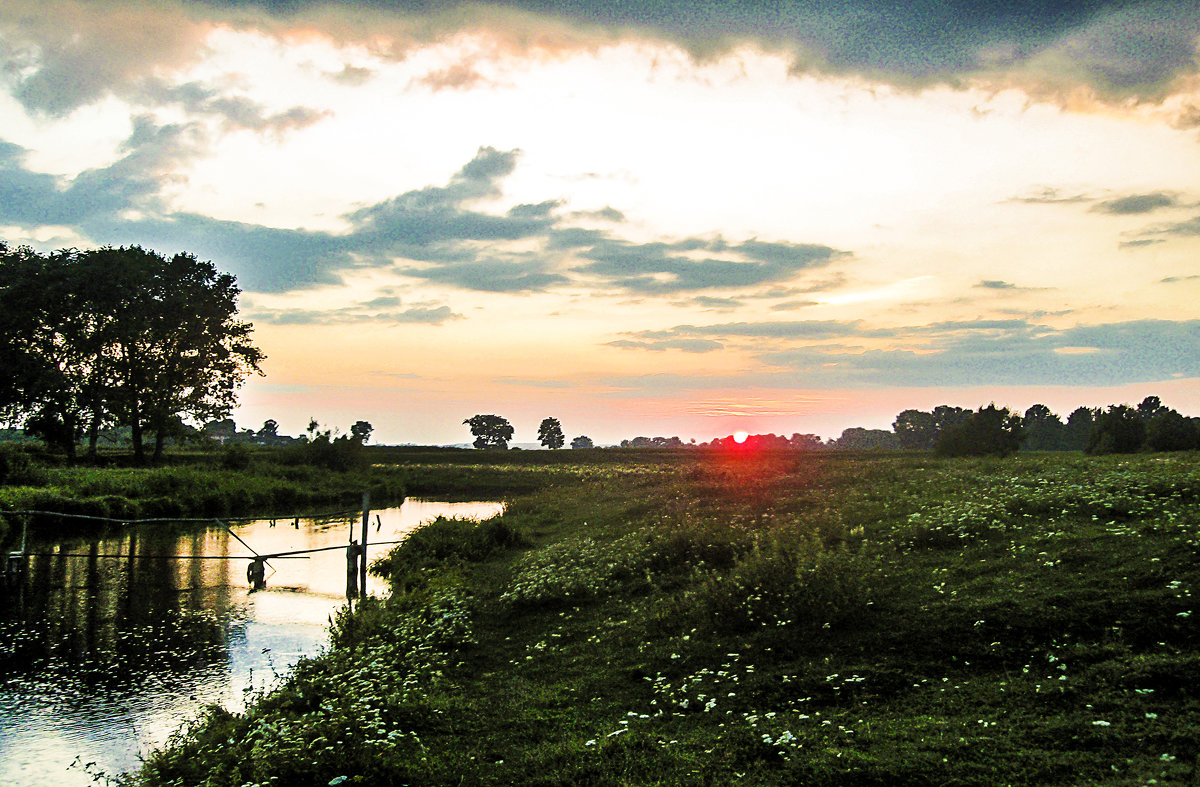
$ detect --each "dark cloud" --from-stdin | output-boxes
[576,238,846,293]
[976,280,1017,289]
[136,79,330,134]
[1093,192,1179,215]
[1161,274,1200,283]
[1,127,844,296]
[1149,215,1200,237]
[609,317,1200,388]
[572,207,626,223]
[392,259,570,293]
[0,119,205,226]
[5,0,1196,120]
[756,318,1200,388]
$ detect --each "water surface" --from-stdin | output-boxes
[0,499,503,786]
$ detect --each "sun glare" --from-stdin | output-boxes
[733,430,749,443]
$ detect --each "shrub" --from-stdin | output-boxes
[220,441,252,470]
[0,442,49,486]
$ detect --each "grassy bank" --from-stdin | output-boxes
[0,445,593,535]
[124,450,1200,785]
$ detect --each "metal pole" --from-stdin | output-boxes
[359,491,370,597]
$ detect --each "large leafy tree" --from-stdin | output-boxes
[1087,405,1146,455]
[0,244,119,460]
[97,247,264,463]
[537,417,565,449]
[1022,404,1066,451]
[892,409,937,450]
[935,405,1024,457]
[464,414,513,449]
[0,243,263,463]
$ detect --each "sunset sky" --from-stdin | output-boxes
[3,1,1200,445]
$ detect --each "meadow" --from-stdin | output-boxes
[12,447,1198,785]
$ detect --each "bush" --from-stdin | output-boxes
[220,441,252,470]
[0,442,50,486]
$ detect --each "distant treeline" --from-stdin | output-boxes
[620,396,1200,457]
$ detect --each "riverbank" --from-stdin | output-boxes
[105,451,1200,784]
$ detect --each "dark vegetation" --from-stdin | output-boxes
[116,449,1200,786]
[0,242,263,464]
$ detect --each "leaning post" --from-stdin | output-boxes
[359,491,370,598]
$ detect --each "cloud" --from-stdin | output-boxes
[1148,215,1200,238]
[2,133,847,297]
[757,318,1200,388]
[251,298,462,325]
[607,338,725,353]
[1093,192,1180,215]
[575,237,846,293]
[1010,187,1092,205]
[5,0,1196,122]
[609,317,1200,388]
[0,118,207,226]
[976,280,1017,289]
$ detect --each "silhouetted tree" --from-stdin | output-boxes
[1022,404,1066,451]
[1064,407,1096,451]
[1145,408,1196,452]
[0,244,263,463]
[789,433,824,450]
[464,414,513,449]
[1087,405,1146,454]
[935,405,1024,457]
[350,420,374,444]
[1136,395,1167,422]
[570,435,594,449]
[932,405,972,435]
[893,409,937,450]
[829,428,899,450]
[537,417,565,449]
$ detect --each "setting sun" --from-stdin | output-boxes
[733,430,749,444]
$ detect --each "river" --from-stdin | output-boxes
[0,499,504,786]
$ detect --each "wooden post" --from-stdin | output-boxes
[346,540,359,599]
[359,491,370,597]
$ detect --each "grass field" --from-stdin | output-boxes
[81,449,1200,785]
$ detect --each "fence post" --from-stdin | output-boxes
[346,540,359,599]
[359,491,370,597]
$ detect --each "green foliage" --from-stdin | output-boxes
[219,441,252,470]
[0,243,264,464]
[1088,404,1147,454]
[0,442,50,486]
[463,414,514,449]
[373,514,526,583]
[538,416,565,449]
[127,452,1200,787]
[935,404,1024,457]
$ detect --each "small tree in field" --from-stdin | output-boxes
[571,435,594,449]
[350,420,374,444]
[538,417,565,449]
[464,414,513,449]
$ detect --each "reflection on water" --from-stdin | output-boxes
[0,499,503,787]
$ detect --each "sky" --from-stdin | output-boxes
[3,0,1200,446]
